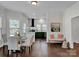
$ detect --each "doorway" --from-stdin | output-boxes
[71,16,79,43]
[35,19,47,40]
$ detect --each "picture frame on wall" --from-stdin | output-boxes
[51,23,60,32]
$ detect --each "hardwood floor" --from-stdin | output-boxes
[1,39,79,57]
[0,47,3,57]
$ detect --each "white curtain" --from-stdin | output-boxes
[0,17,2,41]
[0,17,3,47]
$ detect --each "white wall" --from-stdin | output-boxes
[72,16,79,43]
[5,9,28,37]
[48,12,63,32]
[47,12,63,42]
[63,2,79,48]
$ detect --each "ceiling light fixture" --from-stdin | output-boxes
[31,1,38,6]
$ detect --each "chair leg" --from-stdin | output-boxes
[11,50,13,57]
[8,50,11,56]
[7,50,9,57]
[29,45,32,54]
[15,50,21,57]
[29,46,31,53]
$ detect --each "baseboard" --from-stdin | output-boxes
[73,41,79,43]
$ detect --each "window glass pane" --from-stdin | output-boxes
[9,19,20,36]
[42,24,47,31]
[9,19,20,28]
[23,23,26,33]
[10,29,19,36]
[10,29,15,36]
[36,24,41,32]
[23,24,26,29]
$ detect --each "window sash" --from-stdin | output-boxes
[9,19,20,28]
[10,28,20,36]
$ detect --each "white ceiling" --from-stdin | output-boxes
[0,1,77,19]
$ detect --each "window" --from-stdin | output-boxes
[23,23,26,33]
[36,24,47,32]
[9,19,20,36]
[36,24,41,32]
[42,24,47,32]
